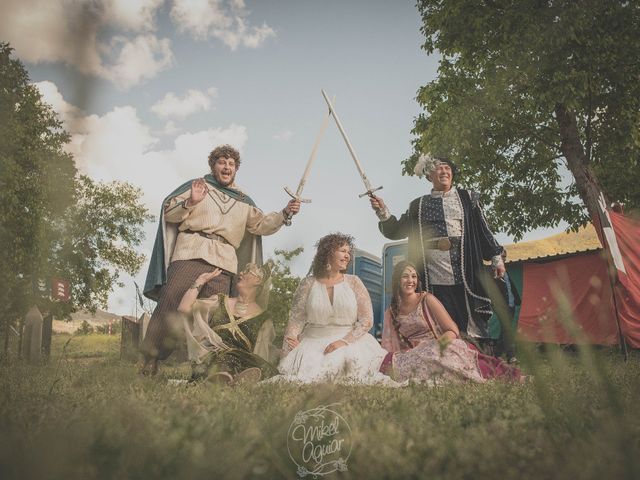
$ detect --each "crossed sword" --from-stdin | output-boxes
[283,90,383,225]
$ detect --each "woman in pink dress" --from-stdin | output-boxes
[380,261,524,384]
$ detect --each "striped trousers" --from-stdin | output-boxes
[140,259,231,361]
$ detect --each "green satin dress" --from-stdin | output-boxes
[185,294,278,380]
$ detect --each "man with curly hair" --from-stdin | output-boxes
[140,144,300,374]
[369,154,504,341]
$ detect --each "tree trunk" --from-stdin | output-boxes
[554,103,604,227]
[555,104,629,354]
[17,316,24,360]
[2,317,8,359]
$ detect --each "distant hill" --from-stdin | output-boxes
[54,309,123,334]
[71,309,122,324]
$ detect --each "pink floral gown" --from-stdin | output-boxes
[380,296,522,384]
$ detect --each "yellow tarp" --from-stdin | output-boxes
[505,224,602,262]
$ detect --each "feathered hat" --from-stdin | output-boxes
[413,153,457,179]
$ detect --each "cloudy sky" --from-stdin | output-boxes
[2,0,563,315]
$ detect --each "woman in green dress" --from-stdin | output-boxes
[178,262,278,384]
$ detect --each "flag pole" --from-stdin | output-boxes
[594,193,629,361]
[605,253,629,361]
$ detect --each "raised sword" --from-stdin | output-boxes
[283,95,335,226]
[321,89,382,198]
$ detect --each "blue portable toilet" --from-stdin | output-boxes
[381,241,409,319]
[347,249,383,339]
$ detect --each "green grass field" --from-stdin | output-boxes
[1,334,639,480]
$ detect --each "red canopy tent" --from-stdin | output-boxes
[516,250,618,345]
[510,211,640,347]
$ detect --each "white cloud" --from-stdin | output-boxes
[34,80,86,132]
[151,87,218,120]
[273,129,293,142]
[160,121,181,136]
[100,34,174,89]
[36,81,248,206]
[72,106,159,180]
[170,0,232,38]
[1,1,104,72]
[171,0,276,50]
[217,17,275,50]
[168,125,248,171]
[103,0,164,32]
[1,0,171,89]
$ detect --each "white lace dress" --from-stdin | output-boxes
[276,275,393,384]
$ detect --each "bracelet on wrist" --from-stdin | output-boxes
[443,329,458,339]
[189,282,201,290]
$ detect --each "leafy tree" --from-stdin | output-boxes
[409,0,640,239]
[0,42,76,355]
[266,247,304,337]
[0,43,152,357]
[46,175,153,318]
[76,320,94,336]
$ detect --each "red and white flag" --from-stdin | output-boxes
[596,192,627,283]
[51,278,71,301]
[595,192,640,348]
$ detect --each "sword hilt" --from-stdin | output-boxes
[283,186,311,226]
[358,185,383,198]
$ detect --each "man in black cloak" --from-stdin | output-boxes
[370,154,505,340]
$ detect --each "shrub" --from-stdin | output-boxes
[76,320,94,335]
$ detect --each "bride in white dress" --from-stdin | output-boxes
[277,233,393,384]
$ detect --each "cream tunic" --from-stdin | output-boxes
[164,182,285,273]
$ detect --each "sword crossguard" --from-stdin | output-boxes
[284,186,312,203]
[283,186,312,226]
[358,185,383,198]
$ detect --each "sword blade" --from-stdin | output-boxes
[321,89,374,193]
[294,95,335,197]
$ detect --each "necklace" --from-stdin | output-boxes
[234,301,248,315]
[399,294,421,314]
[207,189,237,214]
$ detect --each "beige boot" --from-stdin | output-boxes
[233,367,262,385]
[206,371,233,385]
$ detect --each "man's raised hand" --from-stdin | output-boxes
[187,178,208,207]
[284,199,301,216]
